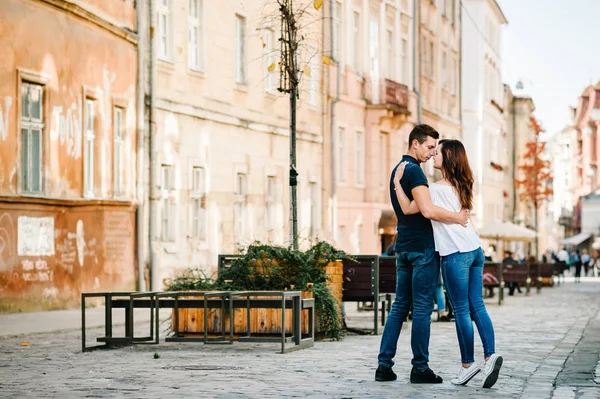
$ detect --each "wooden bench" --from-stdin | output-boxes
[378,255,397,326]
[342,255,383,334]
[81,290,314,354]
[537,263,556,288]
[502,263,531,295]
[483,263,503,305]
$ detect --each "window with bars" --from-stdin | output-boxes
[235,14,246,83]
[21,83,44,193]
[157,0,171,60]
[190,166,207,240]
[113,107,125,196]
[188,0,204,70]
[84,99,95,196]
[161,164,176,242]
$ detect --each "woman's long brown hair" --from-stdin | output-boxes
[438,139,474,210]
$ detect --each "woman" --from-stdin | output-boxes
[393,139,502,388]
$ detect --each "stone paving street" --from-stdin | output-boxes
[1,279,600,398]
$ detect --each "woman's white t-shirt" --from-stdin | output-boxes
[429,183,481,256]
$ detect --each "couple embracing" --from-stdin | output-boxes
[375,124,502,388]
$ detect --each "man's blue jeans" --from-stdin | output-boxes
[378,248,439,371]
[441,247,495,364]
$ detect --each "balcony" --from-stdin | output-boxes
[364,78,410,115]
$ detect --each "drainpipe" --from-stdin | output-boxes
[413,0,422,124]
[136,0,146,291]
[330,0,340,241]
[148,0,159,290]
[458,1,463,132]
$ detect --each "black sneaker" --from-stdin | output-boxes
[375,365,397,381]
[410,367,443,384]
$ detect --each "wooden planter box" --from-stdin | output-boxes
[173,261,343,336]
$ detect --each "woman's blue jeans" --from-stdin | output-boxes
[441,247,495,364]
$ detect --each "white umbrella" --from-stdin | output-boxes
[477,221,537,242]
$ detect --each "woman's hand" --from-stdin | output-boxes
[394,161,409,190]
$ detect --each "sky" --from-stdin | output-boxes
[497,0,600,137]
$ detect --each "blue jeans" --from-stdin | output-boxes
[441,247,495,364]
[378,248,439,371]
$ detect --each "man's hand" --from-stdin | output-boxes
[458,209,470,227]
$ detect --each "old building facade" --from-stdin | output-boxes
[0,0,139,310]
[461,0,507,229]
[143,0,324,288]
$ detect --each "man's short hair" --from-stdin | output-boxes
[408,124,439,146]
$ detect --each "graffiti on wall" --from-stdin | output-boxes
[17,216,55,256]
[0,96,13,141]
[21,258,53,282]
[0,213,17,289]
[50,103,82,159]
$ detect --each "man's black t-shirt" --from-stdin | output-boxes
[390,155,435,253]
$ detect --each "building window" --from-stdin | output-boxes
[450,58,457,94]
[385,29,394,79]
[309,182,319,238]
[401,39,409,84]
[451,0,456,25]
[265,176,279,242]
[264,28,276,92]
[190,166,206,240]
[84,99,95,197]
[338,127,347,182]
[354,222,362,253]
[21,83,44,193]
[161,164,176,241]
[113,107,125,196]
[355,130,364,185]
[235,14,246,83]
[157,0,171,60]
[420,36,427,77]
[380,133,387,187]
[350,11,360,71]
[441,51,447,90]
[429,41,435,79]
[308,47,320,105]
[234,172,248,242]
[332,1,342,60]
[188,0,204,70]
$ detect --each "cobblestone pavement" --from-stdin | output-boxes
[1,279,600,398]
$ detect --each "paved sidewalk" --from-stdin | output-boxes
[1,279,600,398]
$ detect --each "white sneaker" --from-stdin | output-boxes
[482,354,503,388]
[451,363,481,385]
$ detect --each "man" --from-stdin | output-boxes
[502,250,521,296]
[376,124,469,383]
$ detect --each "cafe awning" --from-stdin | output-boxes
[560,232,592,246]
[477,221,537,242]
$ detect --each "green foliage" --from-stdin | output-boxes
[164,241,353,340]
